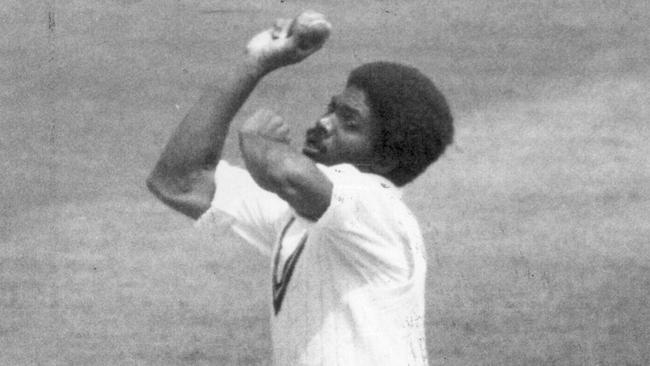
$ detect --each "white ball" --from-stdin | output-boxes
[289,10,332,51]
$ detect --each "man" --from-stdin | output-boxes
[147,11,453,365]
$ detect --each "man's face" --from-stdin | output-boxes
[302,85,379,170]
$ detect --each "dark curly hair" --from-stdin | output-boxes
[347,62,454,186]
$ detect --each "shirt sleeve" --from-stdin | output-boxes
[195,160,289,257]
[315,164,417,283]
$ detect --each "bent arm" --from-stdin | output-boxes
[239,132,332,221]
[147,59,266,219]
[147,11,331,219]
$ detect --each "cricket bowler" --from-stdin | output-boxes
[147,10,453,365]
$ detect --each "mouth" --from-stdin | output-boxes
[302,139,325,157]
[303,126,329,158]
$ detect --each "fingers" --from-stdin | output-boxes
[242,109,291,144]
[271,19,291,40]
[287,11,331,53]
[255,109,282,125]
[245,11,331,72]
[268,114,291,144]
[241,109,275,135]
[256,108,276,120]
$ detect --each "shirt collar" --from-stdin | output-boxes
[327,163,403,198]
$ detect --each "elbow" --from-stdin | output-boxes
[145,166,189,203]
[146,173,167,203]
[145,170,214,220]
[146,174,158,195]
[145,171,177,211]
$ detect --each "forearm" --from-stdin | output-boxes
[238,132,295,192]
[239,132,332,220]
[151,58,266,182]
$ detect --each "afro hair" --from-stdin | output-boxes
[347,62,454,186]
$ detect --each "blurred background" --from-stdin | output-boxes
[1,0,648,364]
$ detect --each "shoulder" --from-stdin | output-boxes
[316,163,410,226]
[316,163,396,193]
[312,166,425,279]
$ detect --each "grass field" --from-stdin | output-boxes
[1,0,649,364]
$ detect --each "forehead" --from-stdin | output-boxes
[335,85,371,117]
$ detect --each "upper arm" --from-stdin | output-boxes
[273,157,333,221]
[146,168,215,220]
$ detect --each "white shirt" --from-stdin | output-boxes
[197,161,428,366]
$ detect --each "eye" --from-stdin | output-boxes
[339,115,359,132]
[336,106,358,125]
[338,109,354,122]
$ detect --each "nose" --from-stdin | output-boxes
[315,115,334,136]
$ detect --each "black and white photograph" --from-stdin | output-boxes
[1,0,648,364]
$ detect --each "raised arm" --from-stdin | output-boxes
[146,11,331,219]
[146,60,264,219]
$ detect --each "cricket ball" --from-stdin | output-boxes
[289,10,331,51]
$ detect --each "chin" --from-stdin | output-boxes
[302,148,334,166]
[302,147,320,160]
[302,144,321,158]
